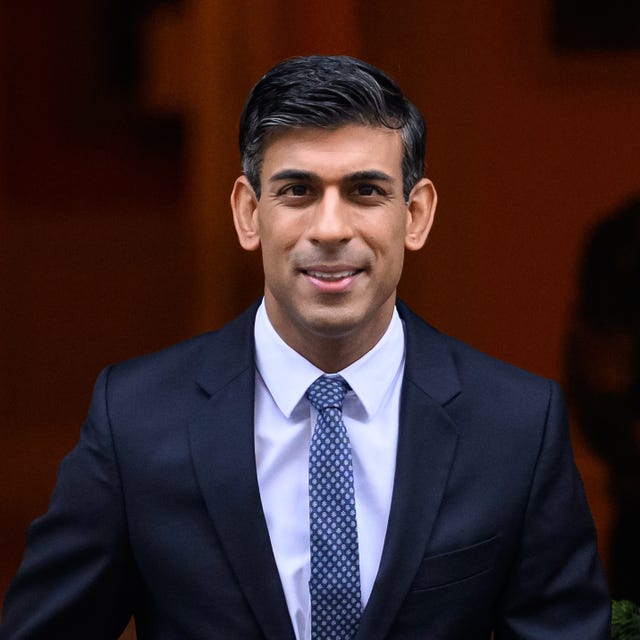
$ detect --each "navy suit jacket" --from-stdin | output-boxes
[1,301,610,639]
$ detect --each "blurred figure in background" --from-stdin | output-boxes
[566,196,640,603]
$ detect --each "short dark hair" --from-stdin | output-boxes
[239,55,426,201]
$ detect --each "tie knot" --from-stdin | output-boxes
[306,375,349,411]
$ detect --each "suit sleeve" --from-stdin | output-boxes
[0,367,135,639]
[495,380,611,639]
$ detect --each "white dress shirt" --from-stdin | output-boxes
[254,300,405,640]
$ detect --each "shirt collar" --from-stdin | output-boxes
[254,300,405,420]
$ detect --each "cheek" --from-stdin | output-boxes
[259,230,299,276]
[362,223,407,259]
[259,214,305,250]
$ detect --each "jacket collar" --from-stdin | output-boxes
[194,299,461,405]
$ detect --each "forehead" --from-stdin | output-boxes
[260,125,404,181]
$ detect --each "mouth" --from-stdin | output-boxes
[299,266,363,292]
[302,269,361,281]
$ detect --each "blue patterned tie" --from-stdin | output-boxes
[306,375,362,640]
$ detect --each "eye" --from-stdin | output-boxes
[279,183,312,197]
[351,183,386,198]
[272,182,317,208]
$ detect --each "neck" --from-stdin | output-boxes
[264,301,395,373]
[295,335,378,373]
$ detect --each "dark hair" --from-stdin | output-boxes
[239,55,426,201]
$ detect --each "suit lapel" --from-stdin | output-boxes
[356,302,461,640]
[188,304,296,640]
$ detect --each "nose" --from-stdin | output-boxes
[308,189,354,245]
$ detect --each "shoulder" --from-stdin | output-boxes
[397,302,569,473]
[93,302,259,414]
[397,300,559,418]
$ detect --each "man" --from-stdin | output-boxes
[1,55,609,639]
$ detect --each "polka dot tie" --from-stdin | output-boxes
[306,375,362,640]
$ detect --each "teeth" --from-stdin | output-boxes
[306,270,357,281]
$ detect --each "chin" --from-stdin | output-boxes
[299,307,367,339]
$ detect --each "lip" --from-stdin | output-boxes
[299,266,363,292]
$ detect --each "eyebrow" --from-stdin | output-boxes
[269,169,394,183]
[269,169,316,183]
[346,170,393,183]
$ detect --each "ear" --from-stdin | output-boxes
[405,178,437,251]
[231,175,261,251]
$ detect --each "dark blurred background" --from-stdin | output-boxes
[2,0,640,628]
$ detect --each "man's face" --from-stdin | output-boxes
[232,124,436,368]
